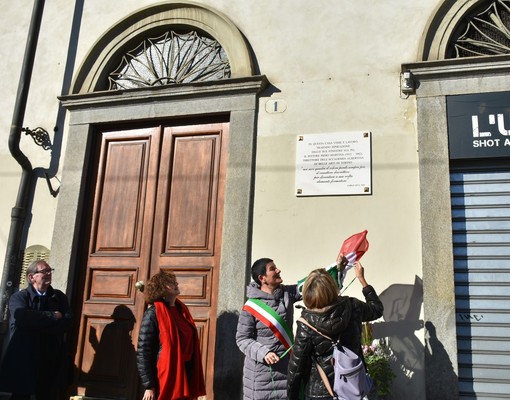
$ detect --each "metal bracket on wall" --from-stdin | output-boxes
[22,126,52,150]
[21,126,60,197]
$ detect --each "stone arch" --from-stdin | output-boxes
[71,1,254,93]
[418,0,482,61]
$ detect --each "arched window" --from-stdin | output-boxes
[71,2,252,94]
[108,31,231,90]
[447,0,510,58]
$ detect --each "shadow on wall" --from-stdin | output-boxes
[214,311,243,398]
[424,321,457,399]
[73,307,243,400]
[372,276,455,400]
[80,305,137,399]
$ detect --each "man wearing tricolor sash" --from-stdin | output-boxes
[236,258,302,400]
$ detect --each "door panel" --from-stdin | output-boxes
[151,123,228,397]
[75,127,161,398]
[74,122,227,399]
[161,132,221,256]
[93,137,156,256]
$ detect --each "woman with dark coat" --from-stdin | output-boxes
[136,270,205,400]
[287,263,383,400]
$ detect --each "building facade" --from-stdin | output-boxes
[0,0,509,399]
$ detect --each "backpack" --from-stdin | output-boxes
[297,317,373,400]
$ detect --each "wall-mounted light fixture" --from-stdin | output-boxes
[400,71,415,97]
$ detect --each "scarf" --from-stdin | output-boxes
[155,300,206,399]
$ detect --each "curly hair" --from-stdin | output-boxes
[302,268,339,309]
[144,270,177,304]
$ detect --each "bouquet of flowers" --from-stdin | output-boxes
[362,322,395,398]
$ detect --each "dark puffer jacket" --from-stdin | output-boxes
[136,305,160,390]
[287,285,383,400]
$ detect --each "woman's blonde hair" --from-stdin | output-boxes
[302,268,339,309]
[144,270,177,304]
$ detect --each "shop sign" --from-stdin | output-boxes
[447,92,510,159]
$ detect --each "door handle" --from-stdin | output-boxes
[135,281,145,292]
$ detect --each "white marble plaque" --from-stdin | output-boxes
[295,131,372,196]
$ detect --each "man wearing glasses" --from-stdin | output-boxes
[0,259,71,400]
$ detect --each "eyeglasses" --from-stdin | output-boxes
[33,268,54,275]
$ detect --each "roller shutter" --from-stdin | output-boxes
[451,165,510,399]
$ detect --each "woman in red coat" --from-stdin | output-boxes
[136,270,205,400]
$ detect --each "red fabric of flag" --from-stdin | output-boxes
[339,230,369,266]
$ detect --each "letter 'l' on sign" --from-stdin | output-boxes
[471,115,491,138]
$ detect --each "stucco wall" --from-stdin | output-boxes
[0,0,454,398]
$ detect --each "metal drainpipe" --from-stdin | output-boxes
[0,0,45,350]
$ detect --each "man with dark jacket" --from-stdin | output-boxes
[0,260,72,400]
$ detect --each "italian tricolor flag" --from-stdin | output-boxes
[340,229,369,270]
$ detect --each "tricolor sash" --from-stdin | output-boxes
[243,298,294,349]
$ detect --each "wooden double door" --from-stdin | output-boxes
[72,121,228,399]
